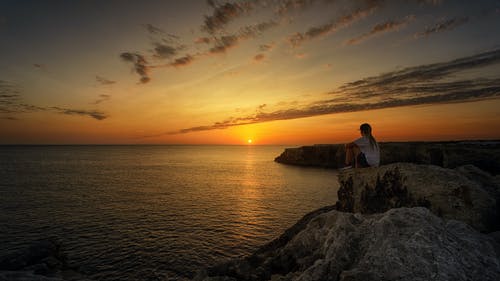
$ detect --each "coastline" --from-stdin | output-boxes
[196,141,500,280]
[2,142,500,280]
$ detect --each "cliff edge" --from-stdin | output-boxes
[195,207,500,281]
[274,141,500,174]
[195,146,500,280]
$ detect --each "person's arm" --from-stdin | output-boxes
[345,142,356,148]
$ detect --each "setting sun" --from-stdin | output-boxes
[247,139,253,144]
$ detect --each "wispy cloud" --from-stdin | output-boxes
[254,53,265,62]
[143,23,164,35]
[170,55,195,67]
[1,80,108,121]
[33,63,47,70]
[93,94,111,104]
[120,0,476,84]
[202,1,256,34]
[166,48,500,134]
[120,52,150,84]
[153,43,178,59]
[346,15,415,45]
[51,107,108,120]
[414,16,469,38]
[288,0,383,47]
[259,43,275,52]
[96,75,116,85]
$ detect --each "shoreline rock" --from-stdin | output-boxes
[0,240,91,281]
[336,163,500,233]
[195,207,500,281]
[196,146,500,280]
[274,141,500,174]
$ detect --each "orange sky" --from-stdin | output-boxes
[1,0,500,144]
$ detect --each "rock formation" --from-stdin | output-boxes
[275,141,500,174]
[336,163,500,232]
[194,208,500,281]
[196,145,500,280]
[0,240,91,281]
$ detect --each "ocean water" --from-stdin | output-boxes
[0,145,339,280]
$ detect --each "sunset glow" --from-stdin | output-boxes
[1,0,500,144]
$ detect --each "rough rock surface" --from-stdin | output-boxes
[0,240,91,281]
[336,163,500,232]
[274,141,500,174]
[194,207,500,281]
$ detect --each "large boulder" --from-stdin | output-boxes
[194,207,500,281]
[337,163,500,232]
[0,240,91,281]
[275,141,500,174]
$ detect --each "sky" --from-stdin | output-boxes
[0,0,499,145]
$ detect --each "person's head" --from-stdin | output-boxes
[359,123,372,137]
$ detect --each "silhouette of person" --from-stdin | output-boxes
[344,123,380,168]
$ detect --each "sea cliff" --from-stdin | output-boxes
[195,143,500,281]
[274,141,500,175]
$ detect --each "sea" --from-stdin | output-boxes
[0,145,339,280]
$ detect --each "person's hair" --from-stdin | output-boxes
[360,123,378,149]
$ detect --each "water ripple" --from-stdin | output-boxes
[0,145,338,280]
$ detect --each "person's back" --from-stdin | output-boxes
[353,135,380,167]
[344,123,380,168]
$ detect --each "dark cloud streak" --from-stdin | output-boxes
[288,0,383,47]
[120,52,150,84]
[167,49,500,134]
[1,80,109,121]
[96,76,116,85]
[346,15,415,45]
[414,16,469,38]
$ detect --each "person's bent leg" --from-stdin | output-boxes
[345,143,361,167]
[352,145,362,168]
[345,144,353,166]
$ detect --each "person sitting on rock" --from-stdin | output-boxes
[344,123,380,168]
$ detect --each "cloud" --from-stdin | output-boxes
[195,37,212,44]
[95,76,116,85]
[0,80,23,114]
[202,1,255,34]
[153,43,178,59]
[414,16,469,38]
[209,20,279,54]
[170,55,195,67]
[93,94,111,104]
[274,0,321,15]
[144,23,164,35]
[33,63,46,69]
[167,48,500,134]
[259,43,275,51]
[288,0,383,47]
[51,107,108,120]
[209,35,239,54]
[416,0,443,5]
[1,80,108,121]
[120,52,151,84]
[346,15,415,45]
[1,116,18,120]
[254,54,265,61]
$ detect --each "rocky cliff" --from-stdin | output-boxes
[336,163,500,233]
[0,240,91,281]
[275,141,500,174]
[196,148,500,280]
[194,208,500,281]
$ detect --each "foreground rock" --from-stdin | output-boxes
[337,163,500,232]
[275,141,500,174]
[194,207,500,281]
[0,240,91,281]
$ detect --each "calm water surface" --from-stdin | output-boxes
[0,145,339,280]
